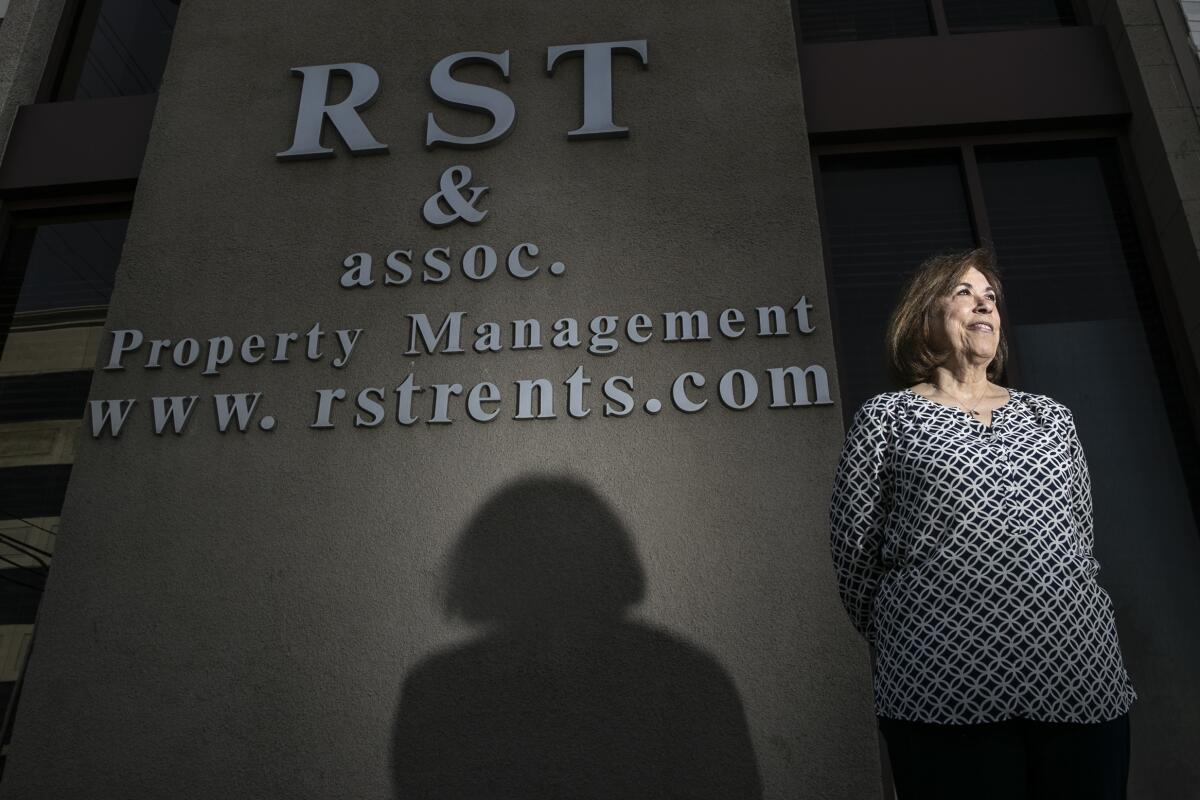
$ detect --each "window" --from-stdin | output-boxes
[0,217,126,365]
[0,573,43,624]
[1184,1,1200,52]
[973,141,1200,533]
[975,142,1141,328]
[0,0,168,778]
[0,210,128,775]
[943,0,1075,33]
[0,214,127,508]
[796,0,934,44]
[794,0,1078,43]
[818,149,975,414]
[49,0,178,100]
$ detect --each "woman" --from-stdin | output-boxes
[829,248,1136,799]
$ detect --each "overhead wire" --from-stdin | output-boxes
[0,554,47,579]
[0,533,52,559]
[0,513,57,537]
[0,535,52,569]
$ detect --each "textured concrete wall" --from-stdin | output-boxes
[1092,0,1200,418]
[1082,2,1200,796]
[0,0,66,163]
[0,1,880,798]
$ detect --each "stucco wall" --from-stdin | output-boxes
[0,0,64,162]
[1092,0,1200,423]
[0,1,880,797]
[1082,3,1200,793]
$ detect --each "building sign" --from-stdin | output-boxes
[87,41,833,438]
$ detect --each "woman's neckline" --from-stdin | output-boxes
[902,386,1016,423]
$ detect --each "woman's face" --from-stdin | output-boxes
[933,266,1000,365]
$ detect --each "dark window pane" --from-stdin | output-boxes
[978,141,1196,483]
[60,0,178,100]
[977,142,1186,431]
[0,372,93,424]
[977,144,1142,326]
[819,150,976,416]
[944,0,1075,34]
[0,217,126,363]
[796,0,934,43]
[979,139,1199,520]
[0,575,43,622]
[12,219,126,315]
[0,465,73,520]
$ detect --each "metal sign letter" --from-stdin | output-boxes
[276,63,389,160]
[546,40,648,139]
[426,51,516,149]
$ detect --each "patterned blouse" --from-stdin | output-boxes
[829,388,1136,725]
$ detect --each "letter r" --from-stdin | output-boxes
[276,63,389,160]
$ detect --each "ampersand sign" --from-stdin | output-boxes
[422,165,489,227]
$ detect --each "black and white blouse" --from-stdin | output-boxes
[829,388,1136,725]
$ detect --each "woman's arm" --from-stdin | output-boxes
[829,398,893,640]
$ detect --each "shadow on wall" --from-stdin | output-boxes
[392,476,763,800]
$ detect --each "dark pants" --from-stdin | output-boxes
[878,714,1130,800]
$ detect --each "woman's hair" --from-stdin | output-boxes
[885,246,1008,385]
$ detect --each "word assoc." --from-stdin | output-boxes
[276,40,648,159]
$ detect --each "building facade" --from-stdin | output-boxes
[0,0,1198,797]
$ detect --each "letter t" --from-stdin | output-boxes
[546,40,648,139]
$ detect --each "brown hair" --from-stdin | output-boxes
[885,246,1008,386]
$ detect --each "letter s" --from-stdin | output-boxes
[426,51,515,149]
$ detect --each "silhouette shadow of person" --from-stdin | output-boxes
[392,476,763,799]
